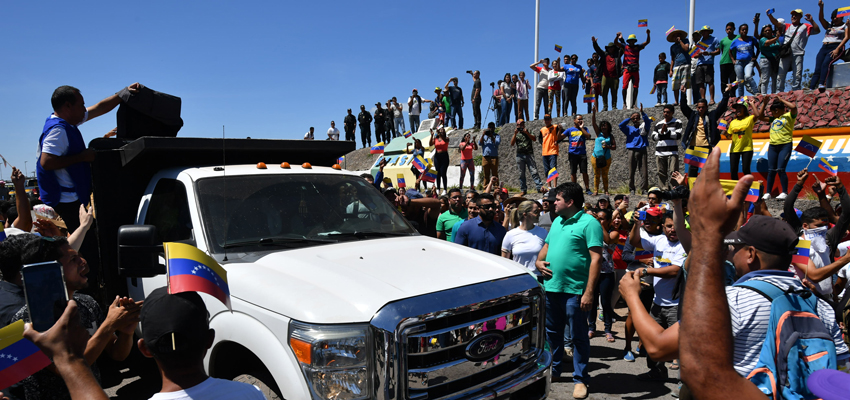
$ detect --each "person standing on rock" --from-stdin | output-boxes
[479,123,501,185]
[357,105,372,149]
[384,101,395,142]
[695,25,722,104]
[539,114,565,190]
[679,83,733,177]
[591,104,616,196]
[565,115,592,195]
[769,8,821,91]
[592,37,622,111]
[391,97,405,136]
[759,94,797,200]
[516,72,531,122]
[615,30,651,110]
[407,89,424,133]
[512,119,545,196]
[668,28,691,106]
[530,59,551,120]
[373,102,386,145]
[468,70,482,129]
[445,78,464,129]
[619,104,652,195]
[343,109,356,142]
[809,1,850,90]
[651,105,683,190]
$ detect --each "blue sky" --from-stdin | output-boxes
[0,0,826,179]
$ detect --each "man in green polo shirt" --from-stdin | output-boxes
[436,188,468,241]
[535,182,603,399]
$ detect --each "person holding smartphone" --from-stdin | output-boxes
[11,237,141,400]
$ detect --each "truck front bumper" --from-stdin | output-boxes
[448,349,551,400]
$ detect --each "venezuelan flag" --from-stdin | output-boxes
[616,237,626,251]
[412,155,427,172]
[547,168,559,183]
[717,119,728,131]
[403,130,412,138]
[684,148,708,168]
[336,156,345,165]
[688,46,701,57]
[0,225,5,242]
[696,41,708,50]
[370,142,385,154]
[649,85,656,94]
[397,174,406,188]
[666,26,676,36]
[638,19,648,27]
[792,239,811,265]
[687,179,761,202]
[165,242,231,309]
[634,247,653,260]
[421,168,437,183]
[555,44,562,53]
[795,135,822,158]
[838,6,850,18]
[583,94,595,103]
[819,158,838,176]
[0,320,51,389]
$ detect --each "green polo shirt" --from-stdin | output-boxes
[542,211,604,295]
[436,208,468,241]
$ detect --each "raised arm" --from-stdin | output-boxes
[768,10,783,31]
[775,94,798,118]
[671,172,692,252]
[619,118,631,135]
[754,94,771,122]
[642,29,651,47]
[807,14,822,35]
[592,37,606,56]
[591,105,601,134]
[10,167,32,232]
[826,176,850,247]
[819,2,831,31]
[784,169,808,232]
[619,272,679,361]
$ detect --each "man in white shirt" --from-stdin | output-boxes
[139,287,266,400]
[407,89,424,133]
[38,83,140,233]
[768,8,821,91]
[327,122,340,140]
[391,97,405,136]
[304,127,315,140]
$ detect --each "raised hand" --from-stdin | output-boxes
[689,148,753,237]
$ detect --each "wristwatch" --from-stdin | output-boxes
[640,268,648,278]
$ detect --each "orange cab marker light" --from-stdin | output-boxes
[257,162,267,169]
[332,164,342,170]
[281,162,291,169]
[302,162,312,169]
[290,337,312,364]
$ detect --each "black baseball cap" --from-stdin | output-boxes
[724,215,798,255]
[544,190,558,202]
[140,287,210,354]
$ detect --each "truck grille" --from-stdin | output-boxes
[370,275,546,400]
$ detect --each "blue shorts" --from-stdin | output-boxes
[542,154,558,174]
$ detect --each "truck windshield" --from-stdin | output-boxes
[196,174,417,253]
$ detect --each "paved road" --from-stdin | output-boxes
[103,302,679,400]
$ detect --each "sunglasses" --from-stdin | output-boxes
[480,204,497,210]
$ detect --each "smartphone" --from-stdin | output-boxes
[756,13,761,19]
[22,261,68,332]
[766,8,774,16]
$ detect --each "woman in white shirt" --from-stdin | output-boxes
[501,201,547,279]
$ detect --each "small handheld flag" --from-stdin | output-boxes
[555,44,562,53]
[818,158,838,176]
[688,46,702,57]
[165,242,231,310]
[412,155,428,172]
[684,148,709,168]
[718,119,728,131]
[370,142,385,154]
[583,94,595,103]
[767,8,775,15]
[792,239,811,264]
[0,320,51,389]
[336,156,345,165]
[0,153,8,167]
[634,247,654,260]
[839,7,850,18]
[638,19,648,27]
[396,174,406,188]
[547,168,559,183]
[649,85,656,94]
[696,41,708,51]
[403,130,413,138]
[795,135,823,158]
[666,26,676,36]
[421,168,438,183]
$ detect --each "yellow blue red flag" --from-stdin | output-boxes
[793,240,811,264]
[547,168,559,182]
[819,158,838,176]
[0,320,51,389]
[370,142,385,154]
[555,44,562,53]
[165,242,231,310]
[396,174,406,188]
[795,135,822,158]
[638,19,648,27]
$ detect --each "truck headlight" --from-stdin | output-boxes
[289,321,370,400]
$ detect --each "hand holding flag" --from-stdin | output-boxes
[793,240,811,264]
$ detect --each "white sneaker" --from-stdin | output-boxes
[776,193,788,200]
[655,103,662,107]
[762,193,771,201]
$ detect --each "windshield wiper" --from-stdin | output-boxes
[223,236,338,249]
[324,231,415,240]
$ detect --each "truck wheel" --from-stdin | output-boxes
[234,373,283,400]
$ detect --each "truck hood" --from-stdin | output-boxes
[226,236,529,324]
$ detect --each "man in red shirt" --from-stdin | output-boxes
[615,30,651,110]
[592,37,622,111]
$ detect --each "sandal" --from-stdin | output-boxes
[670,360,679,370]
[606,333,615,343]
[588,330,595,339]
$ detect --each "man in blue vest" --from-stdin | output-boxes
[38,83,141,233]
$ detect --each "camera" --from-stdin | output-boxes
[659,185,690,201]
[466,70,473,74]
[489,82,495,87]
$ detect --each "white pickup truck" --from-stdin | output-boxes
[87,137,550,400]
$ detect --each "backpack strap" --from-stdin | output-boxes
[734,280,787,303]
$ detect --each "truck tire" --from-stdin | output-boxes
[234,373,283,400]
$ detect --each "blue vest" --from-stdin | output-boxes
[37,116,91,207]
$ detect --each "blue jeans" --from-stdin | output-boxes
[394,117,405,134]
[500,98,512,126]
[564,83,579,116]
[546,292,590,383]
[495,101,503,127]
[656,83,668,105]
[778,54,804,91]
[542,154,558,177]
[810,43,843,89]
[409,115,420,133]
[734,60,759,96]
[449,103,463,129]
[516,153,544,192]
[767,142,792,195]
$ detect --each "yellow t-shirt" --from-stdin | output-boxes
[728,115,755,153]
[541,125,561,156]
[769,112,796,145]
[693,115,709,147]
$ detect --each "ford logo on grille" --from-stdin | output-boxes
[465,332,505,361]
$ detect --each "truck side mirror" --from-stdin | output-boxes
[118,225,166,277]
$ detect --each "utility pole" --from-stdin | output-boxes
[533,0,540,119]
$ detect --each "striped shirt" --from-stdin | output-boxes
[623,43,646,67]
[651,118,683,156]
[726,271,849,376]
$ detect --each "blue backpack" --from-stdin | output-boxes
[734,279,837,400]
